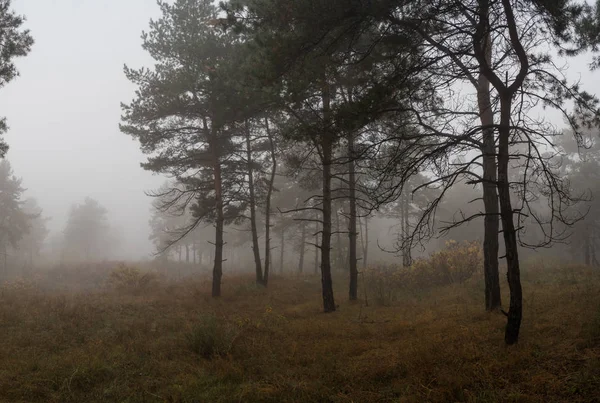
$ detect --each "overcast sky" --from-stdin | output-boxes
[0,0,166,259]
[0,1,598,260]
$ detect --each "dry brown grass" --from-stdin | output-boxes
[0,263,599,402]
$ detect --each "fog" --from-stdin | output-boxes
[0,0,165,259]
[1,0,599,263]
[2,1,600,400]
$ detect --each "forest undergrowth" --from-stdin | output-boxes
[0,261,599,402]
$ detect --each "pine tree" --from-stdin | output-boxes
[0,1,33,156]
[0,160,30,273]
[63,197,110,261]
[121,0,250,297]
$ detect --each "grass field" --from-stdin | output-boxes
[0,263,599,402]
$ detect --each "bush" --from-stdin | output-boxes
[0,276,40,295]
[107,263,158,293]
[186,314,237,359]
[364,240,483,305]
[412,240,483,287]
[234,281,267,297]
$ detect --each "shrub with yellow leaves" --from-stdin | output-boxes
[0,275,40,293]
[363,240,483,305]
[107,263,159,293]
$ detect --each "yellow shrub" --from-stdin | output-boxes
[364,240,483,304]
[422,240,483,286]
[107,263,158,293]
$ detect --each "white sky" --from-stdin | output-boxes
[0,1,598,260]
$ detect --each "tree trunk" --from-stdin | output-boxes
[210,124,224,298]
[279,226,285,274]
[401,192,413,267]
[358,211,365,266]
[363,215,369,270]
[192,242,197,265]
[404,193,412,266]
[400,195,405,265]
[2,244,6,277]
[477,27,502,312]
[245,120,263,284]
[348,131,358,300]
[320,83,336,313]
[263,118,277,286]
[591,228,598,267]
[498,96,522,345]
[585,235,591,265]
[335,205,343,271]
[314,216,319,275]
[298,221,306,274]
[472,0,523,344]
[185,244,190,263]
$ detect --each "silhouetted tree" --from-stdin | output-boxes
[63,197,110,261]
[17,198,49,268]
[0,1,33,157]
[122,0,249,297]
[0,160,30,272]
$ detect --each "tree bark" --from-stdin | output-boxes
[348,131,358,300]
[363,215,369,270]
[3,244,6,277]
[477,25,502,312]
[401,192,413,267]
[335,204,343,271]
[279,226,285,274]
[263,118,277,286]
[321,135,336,312]
[358,210,365,266]
[498,96,522,345]
[585,235,591,265]
[298,221,306,274]
[210,123,224,298]
[320,83,336,313]
[474,0,526,344]
[314,215,319,275]
[321,83,335,313]
[245,120,263,284]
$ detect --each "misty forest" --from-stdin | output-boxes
[2,0,600,401]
